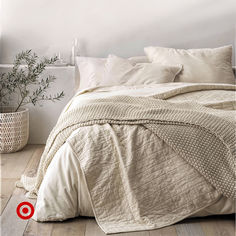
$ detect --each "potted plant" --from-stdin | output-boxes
[0,50,64,153]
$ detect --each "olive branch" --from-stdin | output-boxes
[0,50,65,112]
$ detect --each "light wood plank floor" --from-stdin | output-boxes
[1,145,235,236]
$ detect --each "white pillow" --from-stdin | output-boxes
[75,56,149,90]
[75,57,104,90]
[128,56,149,64]
[144,45,235,84]
[103,55,182,86]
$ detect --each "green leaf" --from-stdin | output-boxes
[0,50,64,109]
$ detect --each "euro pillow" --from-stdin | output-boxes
[103,55,182,86]
[75,56,149,90]
[144,45,235,84]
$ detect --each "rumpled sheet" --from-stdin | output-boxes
[32,83,236,234]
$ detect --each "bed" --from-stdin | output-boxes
[17,45,236,234]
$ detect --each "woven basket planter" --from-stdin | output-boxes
[0,107,29,153]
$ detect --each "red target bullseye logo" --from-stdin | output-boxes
[16,202,34,220]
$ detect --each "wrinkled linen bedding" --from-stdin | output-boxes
[18,83,236,234]
[34,140,235,220]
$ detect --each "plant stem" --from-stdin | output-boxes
[15,97,25,112]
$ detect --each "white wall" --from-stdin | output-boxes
[1,0,236,64]
[0,0,236,144]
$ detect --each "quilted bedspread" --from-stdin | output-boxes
[17,83,236,234]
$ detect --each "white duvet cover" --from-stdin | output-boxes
[32,83,235,227]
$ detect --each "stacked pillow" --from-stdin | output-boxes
[75,45,235,91]
[75,55,181,90]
